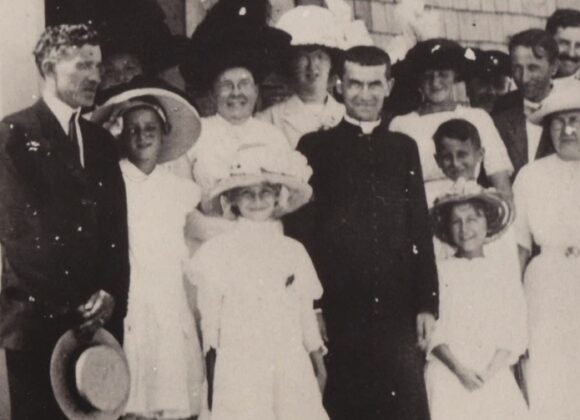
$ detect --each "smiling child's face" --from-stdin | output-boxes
[123,107,164,165]
[435,136,484,181]
[449,202,487,259]
[233,183,279,222]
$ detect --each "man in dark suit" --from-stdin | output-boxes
[285,46,438,420]
[0,24,129,419]
[492,29,557,178]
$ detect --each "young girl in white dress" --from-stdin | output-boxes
[95,85,205,420]
[188,144,328,420]
[426,181,529,420]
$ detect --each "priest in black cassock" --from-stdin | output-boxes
[285,46,438,420]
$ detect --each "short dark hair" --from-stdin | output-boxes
[33,24,100,78]
[508,29,559,64]
[339,45,392,79]
[433,119,482,152]
[546,8,580,35]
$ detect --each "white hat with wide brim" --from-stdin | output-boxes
[50,328,131,420]
[276,6,345,50]
[528,78,580,125]
[202,144,313,216]
[92,87,202,163]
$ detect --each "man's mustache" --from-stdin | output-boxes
[559,53,580,63]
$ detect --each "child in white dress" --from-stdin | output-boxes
[188,144,328,420]
[95,85,205,419]
[426,181,529,420]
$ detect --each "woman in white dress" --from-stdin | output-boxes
[389,39,513,199]
[426,181,529,420]
[188,144,328,420]
[94,85,205,419]
[516,83,580,420]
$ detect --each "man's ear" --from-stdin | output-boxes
[336,78,344,96]
[41,61,55,78]
[385,77,395,96]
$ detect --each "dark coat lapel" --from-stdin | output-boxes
[33,100,88,185]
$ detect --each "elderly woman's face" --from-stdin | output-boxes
[419,69,455,105]
[293,47,332,89]
[550,109,580,161]
[213,67,259,125]
[122,108,164,164]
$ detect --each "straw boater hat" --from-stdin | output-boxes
[50,328,130,420]
[431,179,512,246]
[528,78,580,125]
[202,144,313,216]
[92,78,201,163]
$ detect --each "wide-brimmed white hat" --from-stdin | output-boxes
[92,84,201,163]
[202,144,313,216]
[50,328,130,420]
[430,179,512,246]
[277,6,345,50]
[528,78,580,125]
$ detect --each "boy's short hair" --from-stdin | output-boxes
[33,24,100,78]
[433,119,482,152]
[546,9,580,35]
[508,29,559,64]
[339,45,392,79]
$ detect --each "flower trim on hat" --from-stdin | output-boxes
[102,98,169,138]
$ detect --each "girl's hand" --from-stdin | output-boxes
[455,366,485,392]
[310,348,327,395]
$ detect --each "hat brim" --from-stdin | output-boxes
[431,191,512,246]
[92,87,201,163]
[201,173,312,216]
[528,79,580,124]
[50,328,130,420]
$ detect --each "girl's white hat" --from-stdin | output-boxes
[528,78,580,125]
[92,85,202,163]
[430,179,512,246]
[202,143,313,216]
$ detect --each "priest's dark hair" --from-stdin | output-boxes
[508,29,559,64]
[546,8,580,35]
[339,45,392,79]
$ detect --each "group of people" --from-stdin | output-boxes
[1,1,580,420]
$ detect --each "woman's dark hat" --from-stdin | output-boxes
[50,328,130,420]
[180,1,291,93]
[464,48,511,80]
[393,38,468,84]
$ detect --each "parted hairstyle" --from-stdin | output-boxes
[339,45,392,79]
[33,24,100,78]
[546,8,580,35]
[508,29,559,64]
[433,119,482,153]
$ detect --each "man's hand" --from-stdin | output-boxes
[416,312,436,351]
[77,290,115,334]
[310,347,327,395]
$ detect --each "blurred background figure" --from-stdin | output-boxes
[546,8,580,79]
[464,49,512,114]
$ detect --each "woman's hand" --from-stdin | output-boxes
[455,366,485,391]
[310,348,327,395]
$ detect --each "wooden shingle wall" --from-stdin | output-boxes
[349,0,580,51]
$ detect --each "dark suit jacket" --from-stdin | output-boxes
[0,99,129,350]
[492,90,554,178]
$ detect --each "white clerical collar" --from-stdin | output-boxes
[42,88,80,135]
[344,114,381,134]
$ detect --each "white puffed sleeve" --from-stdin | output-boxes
[291,241,325,353]
[187,244,225,354]
[513,165,533,251]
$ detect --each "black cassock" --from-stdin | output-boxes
[285,120,438,420]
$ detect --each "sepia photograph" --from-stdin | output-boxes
[0,0,580,419]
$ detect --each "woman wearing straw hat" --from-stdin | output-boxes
[515,80,580,420]
[389,39,513,202]
[426,180,528,420]
[188,143,328,420]
[94,84,205,419]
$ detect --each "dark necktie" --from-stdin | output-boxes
[68,112,81,166]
